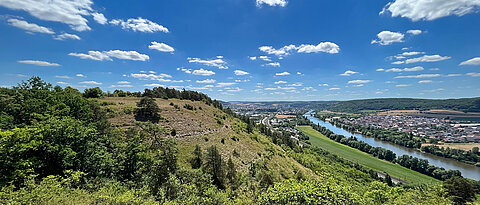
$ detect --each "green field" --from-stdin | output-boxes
[297,126,439,185]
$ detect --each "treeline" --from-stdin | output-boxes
[421,145,480,166]
[82,85,223,109]
[329,119,423,149]
[308,121,463,181]
[311,124,396,161]
[327,97,480,113]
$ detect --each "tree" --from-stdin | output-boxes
[204,146,225,189]
[134,97,161,123]
[191,145,202,169]
[472,147,479,154]
[385,174,393,186]
[83,87,103,98]
[443,177,476,204]
[226,157,236,184]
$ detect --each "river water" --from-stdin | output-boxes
[304,111,480,180]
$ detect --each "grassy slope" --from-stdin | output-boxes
[101,97,313,180]
[297,126,439,185]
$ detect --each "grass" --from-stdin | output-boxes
[297,125,439,185]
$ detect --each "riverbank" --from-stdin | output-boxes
[297,126,439,184]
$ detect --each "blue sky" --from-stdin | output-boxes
[1,0,480,101]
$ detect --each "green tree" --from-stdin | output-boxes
[204,146,225,189]
[83,87,103,98]
[443,177,477,204]
[472,147,479,154]
[226,157,236,184]
[135,97,161,123]
[191,145,202,169]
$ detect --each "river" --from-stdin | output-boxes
[304,111,480,180]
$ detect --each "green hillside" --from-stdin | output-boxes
[0,78,473,204]
[327,97,480,113]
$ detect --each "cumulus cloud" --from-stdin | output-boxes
[380,0,480,21]
[144,83,165,87]
[69,50,149,61]
[396,84,411,87]
[394,74,441,78]
[371,31,404,45]
[340,70,358,76]
[259,42,340,57]
[256,0,287,7]
[148,42,174,52]
[217,82,236,87]
[406,29,423,35]
[274,81,287,84]
[18,60,60,66]
[55,75,71,79]
[249,56,257,60]
[259,56,272,61]
[404,55,451,64]
[188,56,227,69]
[54,33,81,40]
[76,74,86,77]
[297,42,340,54]
[0,0,96,31]
[348,80,371,84]
[329,87,340,90]
[192,68,215,76]
[265,62,280,67]
[79,81,102,85]
[110,17,169,33]
[460,57,480,65]
[92,12,107,24]
[7,18,54,34]
[275,72,290,76]
[196,79,216,84]
[467,72,480,77]
[110,84,133,88]
[234,70,249,75]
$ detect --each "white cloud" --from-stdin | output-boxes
[7,19,54,34]
[380,0,480,21]
[79,81,102,85]
[56,82,70,85]
[76,74,86,77]
[18,60,60,66]
[217,82,236,87]
[188,56,227,69]
[259,42,340,57]
[130,73,171,82]
[329,87,340,90]
[0,0,95,31]
[396,84,411,87]
[404,55,451,64]
[430,68,440,71]
[352,84,364,87]
[249,56,257,60]
[266,62,280,67]
[149,42,174,52]
[319,83,329,87]
[297,42,340,54]
[460,57,480,65]
[196,79,216,84]
[110,17,169,33]
[384,66,424,72]
[54,33,81,40]
[275,72,290,76]
[144,83,165,87]
[192,68,215,76]
[92,12,107,24]
[348,80,371,84]
[302,87,317,91]
[376,68,385,71]
[234,70,249,75]
[400,51,425,56]
[418,80,432,83]
[392,61,404,65]
[289,83,303,86]
[110,84,133,88]
[274,81,287,84]
[55,75,71,79]
[259,56,272,61]
[69,50,149,61]
[371,31,404,45]
[117,81,130,84]
[256,0,287,7]
[340,70,358,76]
[467,72,480,77]
[394,74,441,78]
[406,29,423,35]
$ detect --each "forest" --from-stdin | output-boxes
[326,98,480,113]
[0,77,479,204]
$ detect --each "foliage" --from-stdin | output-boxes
[203,146,225,189]
[134,97,161,123]
[83,87,104,98]
[443,177,477,204]
[421,145,480,165]
[191,145,203,169]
